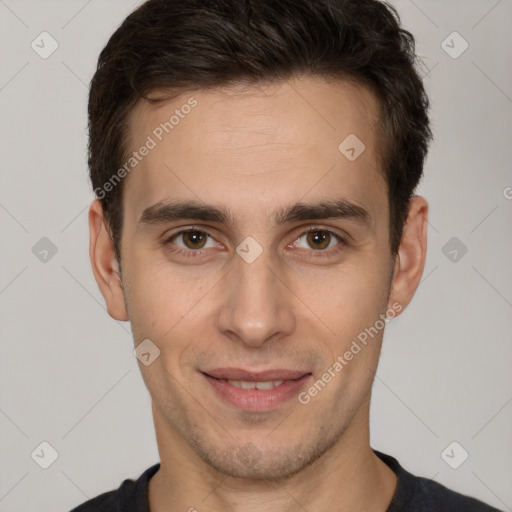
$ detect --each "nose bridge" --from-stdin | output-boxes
[217,247,295,346]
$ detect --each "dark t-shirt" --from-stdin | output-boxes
[69,451,502,511]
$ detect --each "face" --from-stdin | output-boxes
[91,76,425,480]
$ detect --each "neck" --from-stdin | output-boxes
[148,401,397,512]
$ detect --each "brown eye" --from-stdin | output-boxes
[182,230,207,249]
[169,229,217,251]
[306,230,332,250]
[291,228,344,255]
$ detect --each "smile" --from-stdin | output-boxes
[227,380,284,390]
[202,369,312,412]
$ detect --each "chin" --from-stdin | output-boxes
[188,430,343,482]
[202,450,310,480]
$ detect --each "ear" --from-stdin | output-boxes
[387,196,428,315]
[89,200,128,321]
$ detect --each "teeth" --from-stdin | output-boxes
[227,380,284,390]
[255,380,283,390]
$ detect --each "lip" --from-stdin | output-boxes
[204,368,309,382]
[202,368,312,412]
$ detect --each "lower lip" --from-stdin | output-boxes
[203,373,312,412]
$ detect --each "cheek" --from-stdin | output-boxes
[290,253,390,333]
[299,270,388,410]
[122,259,177,338]
[123,255,220,349]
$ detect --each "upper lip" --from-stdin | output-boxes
[203,368,311,381]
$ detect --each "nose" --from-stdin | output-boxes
[216,250,296,348]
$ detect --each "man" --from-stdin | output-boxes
[71,0,501,510]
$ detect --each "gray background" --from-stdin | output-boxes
[0,0,511,511]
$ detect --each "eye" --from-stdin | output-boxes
[163,226,346,261]
[167,229,218,251]
[291,228,344,252]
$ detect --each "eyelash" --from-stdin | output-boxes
[163,226,348,260]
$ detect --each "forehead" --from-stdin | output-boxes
[122,76,385,227]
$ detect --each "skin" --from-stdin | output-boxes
[89,76,428,511]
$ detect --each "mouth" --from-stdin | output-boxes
[201,368,312,412]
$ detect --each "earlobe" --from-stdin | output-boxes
[89,200,129,321]
[387,196,428,314]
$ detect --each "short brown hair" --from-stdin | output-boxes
[88,0,432,261]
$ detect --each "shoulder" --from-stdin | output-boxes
[374,451,503,512]
[68,463,160,512]
[69,489,119,512]
[413,474,502,511]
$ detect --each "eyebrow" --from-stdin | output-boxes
[139,199,373,229]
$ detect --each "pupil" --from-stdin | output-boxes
[308,230,329,250]
[186,231,206,248]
